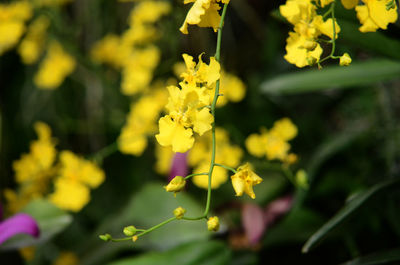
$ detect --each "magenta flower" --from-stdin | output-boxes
[169,152,188,181]
[0,204,40,245]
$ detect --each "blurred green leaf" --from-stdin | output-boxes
[263,207,325,247]
[0,199,72,250]
[261,60,400,95]
[302,178,400,253]
[81,182,211,265]
[339,247,400,265]
[339,19,400,60]
[106,240,231,265]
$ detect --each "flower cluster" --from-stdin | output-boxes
[118,86,168,156]
[4,122,105,214]
[0,1,77,89]
[91,1,170,96]
[280,0,341,67]
[156,54,220,153]
[280,0,398,68]
[0,1,32,56]
[49,151,105,212]
[246,118,298,163]
[4,122,56,214]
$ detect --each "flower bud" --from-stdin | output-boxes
[207,216,220,232]
[164,176,186,193]
[99,233,112,242]
[339,53,351,66]
[132,235,138,242]
[173,207,186,219]
[295,169,309,189]
[123,225,137,236]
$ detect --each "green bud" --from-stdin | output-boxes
[99,233,112,242]
[123,225,137,236]
[295,169,309,189]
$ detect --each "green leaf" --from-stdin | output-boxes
[106,240,231,265]
[80,182,211,265]
[0,199,72,250]
[339,247,400,265]
[339,19,400,61]
[260,60,400,95]
[302,178,400,253]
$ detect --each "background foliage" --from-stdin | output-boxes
[1,0,400,264]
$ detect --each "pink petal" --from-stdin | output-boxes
[0,213,40,245]
[169,152,188,181]
[242,203,265,245]
[264,195,293,226]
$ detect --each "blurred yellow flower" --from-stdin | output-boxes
[49,151,105,212]
[18,16,50,64]
[34,41,76,89]
[52,252,79,265]
[189,128,242,189]
[245,118,298,162]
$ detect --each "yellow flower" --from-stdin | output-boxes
[341,0,359,9]
[8,122,57,213]
[339,52,352,66]
[34,41,76,89]
[318,0,334,7]
[0,21,26,55]
[270,118,298,141]
[164,176,186,193]
[231,163,262,199]
[180,0,221,34]
[284,32,323,68]
[49,151,105,212]
[207,216,220,232]
[214,71,246,107]
[173,207,186,219]
[52,252,79,265]
[49,178,90,212]
[18,16,49,64]
[155,145,174,174]
[156,115,196,153]
[355,0,398,32]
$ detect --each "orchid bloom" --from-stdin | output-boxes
[0,204,40,245]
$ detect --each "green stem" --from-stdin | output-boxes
[318,2,337,66]
[184,172,208,180]
[92,142,119,163]
[215,163,237,173]
[203,3,229,217]
[110,237,131,242]
[136,217,177,238]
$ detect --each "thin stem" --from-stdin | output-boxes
[215,163,237,173]
[110,237,131,242]
[136,217,176,238]
[203,3,229,217]
[92,142,119,163]
[317,2,337,66]
[184,172,208,180]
